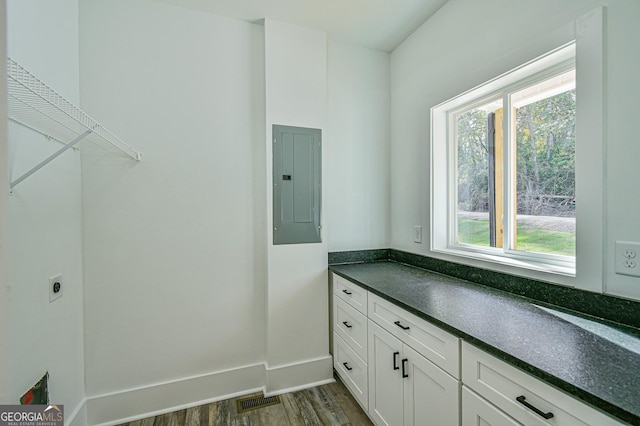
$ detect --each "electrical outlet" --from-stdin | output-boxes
[615,242,640,277]
[49,274,63,303]
[414,225,422,243]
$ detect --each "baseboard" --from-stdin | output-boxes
[84,355,335,425]
[86,363,265,426]
[264,355,334,395]
[66,399,86,426]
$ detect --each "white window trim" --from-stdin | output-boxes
[430,8,605,292]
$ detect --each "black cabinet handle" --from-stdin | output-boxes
[393,351,400,370]
[394,320,410,330]
[402,359,409,378]
[342,321,352,328]
[343,362,353,371]
[516,396,553,419]
[342,289,352,295]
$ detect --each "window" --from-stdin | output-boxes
[432,43,578,275]
[432,8,604,291]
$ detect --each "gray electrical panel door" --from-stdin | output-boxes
[273,124,321,245]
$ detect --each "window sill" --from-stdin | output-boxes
[431,246,576,278]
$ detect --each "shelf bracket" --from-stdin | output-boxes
[10,129,93,190]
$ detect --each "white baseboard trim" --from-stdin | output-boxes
[86,363,264,426]
[264,355,334,395]
[66,399,87,426]
[264,377,336,398]
[84,355,335,425]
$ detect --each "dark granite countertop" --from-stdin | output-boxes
[330,261,640,425]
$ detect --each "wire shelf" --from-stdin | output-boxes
[7,57,142,161]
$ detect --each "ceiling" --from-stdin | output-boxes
[158,0,449,52]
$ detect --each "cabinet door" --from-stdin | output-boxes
[369,320,404,426]
[368,293,460,378]
[404,344,460,426]
[462,386,522,426]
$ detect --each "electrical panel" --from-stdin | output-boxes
[273,125,321,245]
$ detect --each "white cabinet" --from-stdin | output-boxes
[368,292,460,378]
[332,274,369,410]
[334,273,368,314]
[368,320,404,425]
[404,343,459,426]
[334,333,368,409]
[332,272,460,426]
[368,320,459,426]
[462,386,522,426]
[333,272,628,426]
[334,297,368,360]
[462,341,624,426]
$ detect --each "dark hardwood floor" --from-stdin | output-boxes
[117,374,372,425]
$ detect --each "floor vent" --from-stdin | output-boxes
[236,395,281,413]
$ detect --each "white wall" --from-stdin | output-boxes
[263,19,333,392]
[601,0,640,300]
[78,6,389,419]
[0,0,9,404]
[6,0,86,420]
[79,1,266,422]
[1,1,389,421]
[390,0,640,300]
[327,40,390,251]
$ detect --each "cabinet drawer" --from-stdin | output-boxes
[368,292,460,378]
[462,342,624,426]
[333,273,367,315]
[334,333,368,411]
[334,297,367,361]
[462,386,521,426]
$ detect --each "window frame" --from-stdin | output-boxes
[448,55,576,272]
[430,7,605,291]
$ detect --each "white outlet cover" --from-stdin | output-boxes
[615,241,640,277]
[49,274,63,303]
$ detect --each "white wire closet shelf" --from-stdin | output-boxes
[7,57,142,189]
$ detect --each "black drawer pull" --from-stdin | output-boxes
[402,358,409,378]
[394,320,410,330]
[343,362,353,371]
[516,396,553,419]
[342,321,353,328]
[393,351,400,370]
[342,289,352,295]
